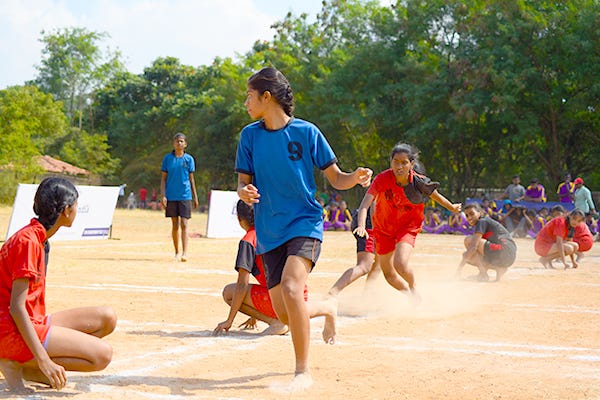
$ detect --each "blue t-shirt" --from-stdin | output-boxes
[161,152,195,201]
[235,118,337,254]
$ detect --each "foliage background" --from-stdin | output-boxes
[1,0,598,207]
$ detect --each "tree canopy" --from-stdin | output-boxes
[1,0,599,206]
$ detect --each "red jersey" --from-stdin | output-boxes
[534,217,568,256]
[236,227,267,287]
[0,219,49,359]
[368,169,425,237]
[573,223,594,252]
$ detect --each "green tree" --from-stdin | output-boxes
[0,85,69,202]
[34,27,123,130]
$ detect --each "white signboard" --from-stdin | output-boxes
[206,190,245,238]
[5,184,120,241]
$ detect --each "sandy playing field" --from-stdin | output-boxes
[0,207,599,399]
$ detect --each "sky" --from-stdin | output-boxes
[0,0,328,89]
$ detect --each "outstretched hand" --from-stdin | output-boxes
[355,167,373,188]
[448,203,462,214]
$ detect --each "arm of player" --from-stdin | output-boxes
[237,173,260,205]
[189,172,199,209]
[213,269,251,335]
[353,193,375,239]
[430,190,461,214]
[323,164,372,190]
[160,171,168,208]
[10,278,67,390]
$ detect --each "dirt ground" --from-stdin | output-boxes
[1,206,599,400]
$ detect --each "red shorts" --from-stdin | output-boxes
[0,317,51,363]
[574,235,593,252]
[534,239,554,257]
[250,284,308,320]
[374,230,418,255]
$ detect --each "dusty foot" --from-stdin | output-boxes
[269,372,313,394]
[407,288,422,307]
[261,321,289,336]
[322,296,338,345]
[539,257,555,269]
[0,359,33,394]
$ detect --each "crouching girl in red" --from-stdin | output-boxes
[0,177,116,393]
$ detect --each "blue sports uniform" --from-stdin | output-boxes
[161,152,195,200]
[235,118,337,254]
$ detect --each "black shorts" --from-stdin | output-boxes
[261,237,321,289]
[483,238,516,268]
[165,200,192,219]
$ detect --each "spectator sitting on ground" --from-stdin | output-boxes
[503,175,526,202]
[585,213,599,240]
[481,198,498,220]
[539,207,550,222]
[422,207,450,234]
[549,204,566,219]
[448,211,474,235]
[323,201,352,231]
[525,178,547,202]
[523,208,546,238]
[498,201,528,237]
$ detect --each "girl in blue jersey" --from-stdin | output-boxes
[235,67,372,391]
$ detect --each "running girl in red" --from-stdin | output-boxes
[0,177,116,393]
[354,143,461,303]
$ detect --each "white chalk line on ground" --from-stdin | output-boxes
[56,309,600,399]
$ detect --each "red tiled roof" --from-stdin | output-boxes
[36,155,89,176]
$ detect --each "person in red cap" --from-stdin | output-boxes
[573,177,596,215]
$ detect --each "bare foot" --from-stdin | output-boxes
[0,359,33,393]
[539,257,555,269]
[495,267,507,282]
[269,372,313,394]
[261,321,289,336]
[408,288,422,306]
[289,372,313,392]
[322,296,338,345]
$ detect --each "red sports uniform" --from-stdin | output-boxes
[534,217,569,257]
[573,223,594,252]
[239,228,307,319]
[0,219,51,363]
[368,169,426,254]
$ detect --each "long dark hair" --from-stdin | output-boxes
[247,67,294,117]
[33,177,79,230]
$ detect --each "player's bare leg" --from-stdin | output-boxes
[180,217,189,261]
[495,267,507,282]
[306,296,338,345]
[170,217,180,259]
[328,252,375,297]
[0,359,33,393]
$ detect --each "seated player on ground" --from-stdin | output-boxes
[534,209,584,270]
[455,202,517,282]
[213,200,290,336]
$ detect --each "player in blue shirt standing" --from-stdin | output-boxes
[236,67,372,392]
[161,132,199,262]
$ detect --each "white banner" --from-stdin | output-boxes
[6,184,120,241]
[206,190,245,238]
